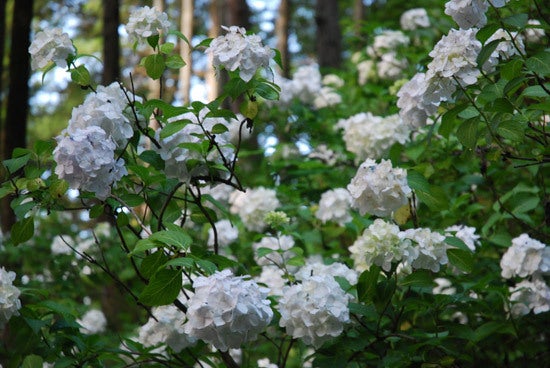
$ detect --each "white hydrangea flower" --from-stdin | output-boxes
[0,267,22,328]
[488,0,509,7]
[357,59,376,86]
[509,276,550,317]
[229,187,280,232]
[428,28,481,86]
[28,27,75,70]
[483,29,525,72]
[67,83,136,147]
[315,188,352,226]
[53,126,127,200]
[524,19,546,44]
[154,108,234,182]
[500,234,548,279]
[125,6,171,44]
[336,113,410,161]
[51,235,74,255]
[257,358,278,368]
[377,52,408,81]
[370,30,410,56]
[255,266,286,297]
[313,86,342,109]
[206,26,274,82]
[295,257,358,287]
[278,274,351,348]
[400,8,431,30]
[184,270,273,352]
[400,228,448,272]
[308,144,342,166]
[444,0,489,29]
[77,308,107,334]
[433,278,457,295]
[253,235,296,268]
[349,219,418,272]
[208,219,238,248]
[445,225,480,251]
[138,304,196,353]
[347,159,412,218]
[397,72,434,129]
[291,64,323,104]
[322,74,344,88]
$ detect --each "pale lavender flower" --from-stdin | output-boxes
[29,27,75,70]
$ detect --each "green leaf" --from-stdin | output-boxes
[456,119,479,149]
[116,212,129,227]
[255,81,280,100]
[497,120,525,142]
[195,37,212,49]
[139,269,182,306]
[477,39,502,69]
[149,229,192,250]
[119,193,145,207]
[3,153,31,173]
[21,354,43,368]
[415,185,448,211]
[211,123,229,134]
[140,251,169,279]
[440,103,468,138]
[407,170,430,192]
[445,236,471,252]
[500,58,524,80]
[502,13,528,30]
[160,120,188,139]
[523,85,550,98]
[399,270,435,288]
[165,257,194,269]
[473,321,516,342]
[147,34,160,49]
[166,54,186,69]
[526,52,550,77]
[142,99,190,119]
[223,77,251,100]
[139,150,165,170]
[143,54,165,79]
[447,248,474,273]
[357,266,380,303]
[485,98,514,113]
[70,65,91,86]
[169,30,190,44]
[159,42,175,54]
[11,216,34,245]
[89,204,104,219]
[272,48,283,69]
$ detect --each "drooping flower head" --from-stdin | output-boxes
[500,234,549,279]
[508,276,550,317]
[29,27,75,70]
[400,8,431,30]
[0,267,22,328]
[206,26,274,82]
[229,187,280,232]
[184,270,273,352]
[125,6,171,44]
[444,0,489,29]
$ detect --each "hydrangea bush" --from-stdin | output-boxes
[1,1,549,367]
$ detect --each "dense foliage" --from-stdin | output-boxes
[1,1,549,367]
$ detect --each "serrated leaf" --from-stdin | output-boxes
[523,85,550,98]
[447,248,474,273]
[139,269,182,306]
[477,39,502,69]
[3,153,31,174]
[149,230,192,250]
[502,13,528,30]
[70,65,91,86]
[500,58,524,80]
[444,236,471,252]
[497,120,525,142]
[11,216,34,245]
[160,120,188,139]
[526,52,550,76]
[165,257,194,269]
[407,170,430,192]
[159,42,175,54]
[139,150,165,170]
[193,258,217,274]
[399,270,435,287]
[255,81,280,100]
[140,251,169,279]
[143,54,165,79]
[456,119,479,149]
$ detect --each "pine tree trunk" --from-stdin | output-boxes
[275,0,290,78]
[1,0,33,233]
[179,0,194,105]
[315,0,342,69]
[102,0,120,84]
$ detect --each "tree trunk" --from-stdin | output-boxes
[275,0,290,78]
[206,0,222,101]
[102,0,120,85]
[179,0,194,105]
[315,0,342,69]
[225,0,250,27]
[353,0,365,38]
[1,0,33,233]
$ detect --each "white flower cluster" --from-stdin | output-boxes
[278,274,351,348]
[500,234,549,279]
[357,30,410,82]
[295,257,358,287]
[445,225,481,251]
[315,188,352,226]
[77,308,107,334]
[138,304,196,353]
[336,112,410,161]
[349,219,417,272]
[229,187,280,232]
[125,6,171,44]
[28,27,75,70]
[347,159,412,218]
[445,0,489,29]
[253,235,296,268]
[509,276,550,317]
[208,219,239,248]
[397,28,482,128]
[53,126,127,200]
[400,228,448,272]
[184,270,273,352]
[255,266,286,297]
[154,108,235,182]
[524,19,546,44]
[483,29,525,72]
[0,267,21,327]
[400,8,431,30]
[206,26,274,82]
[369,30,410,56]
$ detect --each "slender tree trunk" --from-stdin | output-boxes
[0,0,7,152]
[315,0,342,69]
[1,0,33,233]
[353,0,365,38]
[179,0,194,105]
[275,0,290,78]
[206,0,222,101]
[225,0,250,27]
[102,0,120,84]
